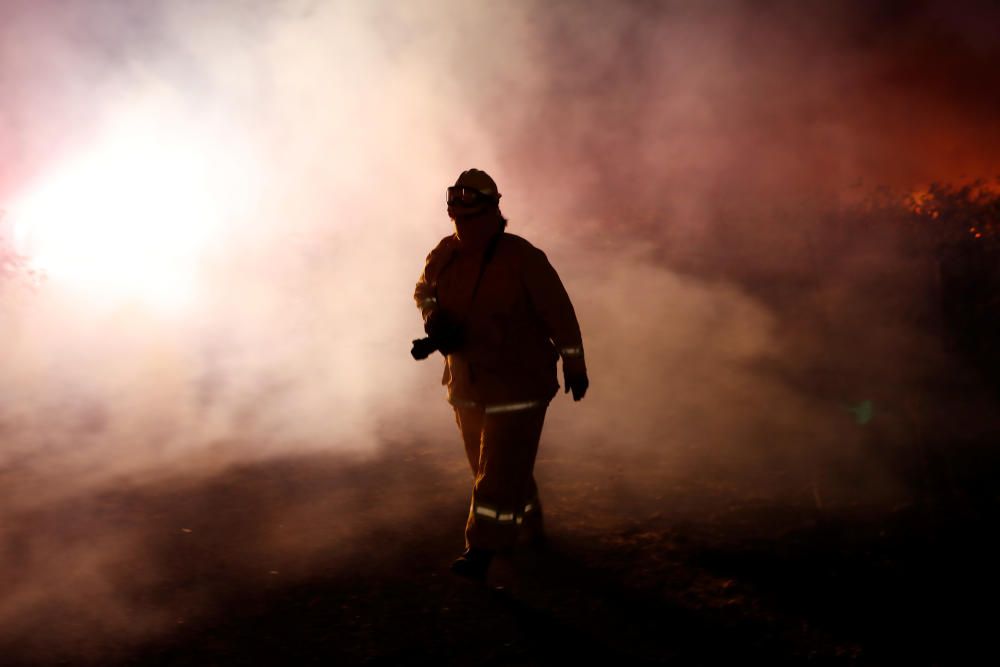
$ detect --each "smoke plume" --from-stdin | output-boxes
[1,0,998,660]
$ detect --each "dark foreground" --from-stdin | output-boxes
[3,428,998,667]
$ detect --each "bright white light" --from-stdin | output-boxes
[10,108,256,310]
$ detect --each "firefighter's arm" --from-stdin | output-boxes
[414,267,437,323]
[414,237,465,355]
[413,237,453,323]
[522,246,589,400]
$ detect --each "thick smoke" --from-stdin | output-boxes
[1,0,999,659]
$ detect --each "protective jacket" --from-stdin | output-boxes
[414,233,584,408]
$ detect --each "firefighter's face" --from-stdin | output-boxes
[450,204,501,244]
[448,200,489,221]
[447,188,494,221]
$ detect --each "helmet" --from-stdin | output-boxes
[447,168,501,206]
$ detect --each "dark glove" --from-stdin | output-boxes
[410,337,438,360]
[424,310,464,355]
[562,356,589,401]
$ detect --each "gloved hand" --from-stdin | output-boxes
[424,310,464,355]
[562,356,589,401]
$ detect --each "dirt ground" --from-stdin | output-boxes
[2,424,998,667]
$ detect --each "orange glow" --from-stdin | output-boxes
[908,188,932,214]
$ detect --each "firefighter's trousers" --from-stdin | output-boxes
[454,403,547,552]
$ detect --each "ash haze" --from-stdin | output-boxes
[1,0,999,661]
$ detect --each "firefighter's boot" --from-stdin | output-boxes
[450,548,494,581]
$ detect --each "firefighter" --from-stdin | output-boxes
[413,168,589,580]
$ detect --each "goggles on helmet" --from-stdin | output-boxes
[447,186,496,206]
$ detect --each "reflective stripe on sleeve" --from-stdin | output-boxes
[560,346,584,358]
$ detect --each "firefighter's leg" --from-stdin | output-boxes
[464,405,547,552]
[520,472,545,546]
[454,406,485,475]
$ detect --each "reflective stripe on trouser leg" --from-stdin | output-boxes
[454,403,547,552]
[469,501,534,525]
[449,398,545,414]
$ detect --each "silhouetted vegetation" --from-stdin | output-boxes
[912,183,1000,380]
[824,182,1000,380]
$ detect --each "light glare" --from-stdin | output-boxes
[11,112,253,310]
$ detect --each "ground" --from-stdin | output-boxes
[2,428,997,666]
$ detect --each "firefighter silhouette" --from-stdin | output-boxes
[413,169,589,580]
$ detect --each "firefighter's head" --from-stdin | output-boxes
[447,169,503,220]
[447,169,507,244]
